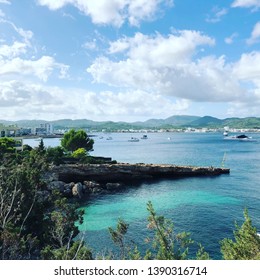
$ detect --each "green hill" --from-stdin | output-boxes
[1,116,260,130]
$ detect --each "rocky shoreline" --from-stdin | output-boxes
[43,163,230,198]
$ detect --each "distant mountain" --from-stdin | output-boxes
[187,116,223,127]
[133,115,200,128]
[164,115,200,126]
[222,117,260,128]
[1,116,260,130]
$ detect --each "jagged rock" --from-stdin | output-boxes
[72,182,84,198]
[92,187,103,194]
[82,180,100,194]
[63,182,75,196]
[83,180,100,188]
[42,171,59,182]
[106,182,123,190]
[47,180,65,192]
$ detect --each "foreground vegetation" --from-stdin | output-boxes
[0,132,259,260]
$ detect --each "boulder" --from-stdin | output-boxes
[106,182,123,190]
[72,182,84,198]
[47,180,65,192]
[63,182,75,196]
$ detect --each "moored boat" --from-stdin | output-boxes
[128,137,139,142]
[224,134,257,142]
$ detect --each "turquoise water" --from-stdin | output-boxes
[24,132,260,259]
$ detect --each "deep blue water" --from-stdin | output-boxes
[24,132,260,259]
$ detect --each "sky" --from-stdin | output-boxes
[0,0,260,122]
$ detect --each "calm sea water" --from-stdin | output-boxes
[24,132,260,259]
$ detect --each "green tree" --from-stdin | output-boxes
[144,201,193,260]
[108,219,129,259]
[46,146,64,165]
[61,129,94,153]
[72,148,88,160]
[41,240,92,260]
[108,201,209,260]
[0,146,89,260]
[220,209,260,260]
[0,137,16,156]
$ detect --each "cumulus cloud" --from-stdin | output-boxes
[0,81,70,120]
[233,51,260,83]
[0,80,188,121]
[37,0,173,27]
[81,90,190,120]
[0,56,69,81]
[231,0,260,9]
[85,29,260,118]
[246,21,260,44]
[88,31,245,102]
[0,41,27,58]
[0,81,57,108]
[0,17,69,82]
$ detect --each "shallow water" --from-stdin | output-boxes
[25,132,260,259]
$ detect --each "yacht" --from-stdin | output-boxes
[141,135,148,139]
[224,134,256,142]
[128,137,140,142]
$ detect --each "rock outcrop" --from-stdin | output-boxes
[51,163,230,183]
[44,163,230,198]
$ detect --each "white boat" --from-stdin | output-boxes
[128,137,139,142]
[224,134,257,142]
[141,135,148,139]
[106,136,113,140]
[223,131,228,136]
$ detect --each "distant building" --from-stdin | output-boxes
[34,123,53,135]
[0,124,20,137]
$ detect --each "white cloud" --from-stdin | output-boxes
[233,51,260,83]
[0,80,56,108]
[246,21,260,44]
[86,30,260,118]
[231,0,260,9]
[82,40,97,51]
[0,80,188,121]
[0,81,71,120]
[107,30,215,65]
[0,41,27,58]
[225,33,238,44]
[37,0,173,27]
[88,31,246,103]
[0,56,69,81]
[206,7,228,23]
[0,18,34,48]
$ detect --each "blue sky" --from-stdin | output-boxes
[0,0,260,121]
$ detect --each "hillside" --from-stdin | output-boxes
[1,116,260,130]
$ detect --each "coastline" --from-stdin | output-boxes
[44,163,230,198]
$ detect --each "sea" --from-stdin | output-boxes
[24,132,260,259]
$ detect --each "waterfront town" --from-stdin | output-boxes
[1,122,260,139]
